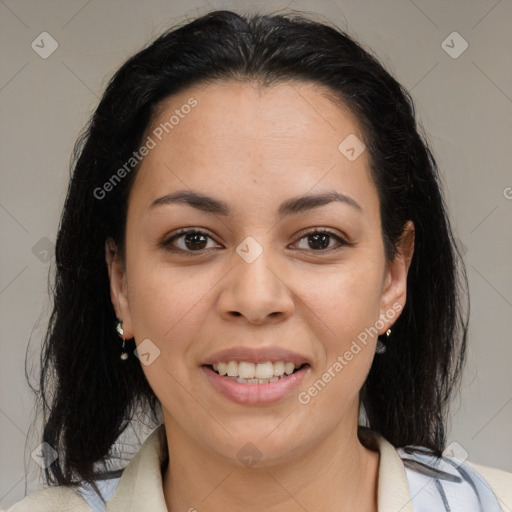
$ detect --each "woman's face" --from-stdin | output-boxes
[107,80,413,465]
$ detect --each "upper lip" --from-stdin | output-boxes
[201,346,311,366]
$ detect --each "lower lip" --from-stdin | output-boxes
[201,365,310,405]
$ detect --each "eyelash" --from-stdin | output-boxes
[161,227,351,255]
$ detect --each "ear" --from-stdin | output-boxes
[378,220,415,333]
[105,238,134,339]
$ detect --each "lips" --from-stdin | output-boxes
[201,364,310,405]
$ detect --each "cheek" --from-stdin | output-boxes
[297,269,381,408]
[124,259,209,410]
[294,257,384,402]
[298,262,384,341]
[125,257,208,349]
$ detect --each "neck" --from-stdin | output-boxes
[162,411,379,512]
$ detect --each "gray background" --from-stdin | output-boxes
[1,0,511,507]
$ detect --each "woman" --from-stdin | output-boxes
[7,9,511,512]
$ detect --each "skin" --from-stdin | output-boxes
[106,80,414,512]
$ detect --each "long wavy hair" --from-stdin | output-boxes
[27,8,468,497]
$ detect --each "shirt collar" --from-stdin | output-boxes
[105,424,414,512]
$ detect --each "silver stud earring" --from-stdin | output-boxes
[376,328,392,354]
[116,320,129,360]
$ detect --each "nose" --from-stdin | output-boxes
[217,245,295,325]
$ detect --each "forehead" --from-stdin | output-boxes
[147,79,362,156]
[129,80,377,217]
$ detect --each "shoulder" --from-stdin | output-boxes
[2,486,92,512]
[3,471,124,512]
[396,445,512,511]
[4,425,166,512]
[466,460,512,507]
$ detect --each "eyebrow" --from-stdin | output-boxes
[149,189,362,216]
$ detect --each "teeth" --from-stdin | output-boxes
[227,361,238,377]
[210,360,302,379]
[255,361,274,379]
[231,376,284,384]
[239,362,256,379]
[273,361,285,376]
[284,362,295,375]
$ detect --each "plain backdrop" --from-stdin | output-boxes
[1,0,511,508]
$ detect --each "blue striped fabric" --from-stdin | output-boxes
[397,446,503,511]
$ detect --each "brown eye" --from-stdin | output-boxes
[162,228,220,253]
[293,230,349,252]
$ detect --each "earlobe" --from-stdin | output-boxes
[105,238,134,339]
